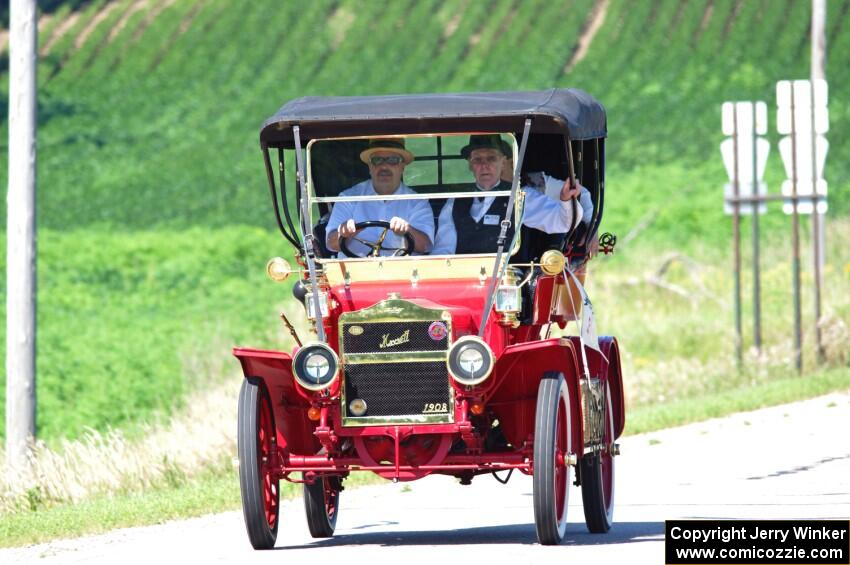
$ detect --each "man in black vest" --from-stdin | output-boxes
[431,135,583,255]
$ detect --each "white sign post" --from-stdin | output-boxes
[777,80,828,214]
[776,79,829,370]
[721,102,770,215]
[720,101,769,362]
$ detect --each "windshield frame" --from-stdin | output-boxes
[305,132,525,262]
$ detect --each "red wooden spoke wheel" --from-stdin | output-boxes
[581,381,615,532]
[533,372,572,545]
[238,378,280,549]
[304,475,341,538]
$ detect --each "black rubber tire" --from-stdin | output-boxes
[303,475,340,538]
[533,371,572,545]
[238,378,279,550]
[581,382,615,533]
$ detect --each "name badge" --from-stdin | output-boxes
[483,214,500,225]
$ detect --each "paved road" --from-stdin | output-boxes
[4,392,849,564]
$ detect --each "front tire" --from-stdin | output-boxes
[581,382,615,532]
[533,372,572,545]
[304,475,340,537]
[238,378,279,550]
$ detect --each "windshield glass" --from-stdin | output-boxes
[307,133,521,260]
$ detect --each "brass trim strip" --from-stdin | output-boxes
[319,256,516,284]
[339,299,452,325]
[344,351,448,364]
[341,412,454,427]
[313,191,512,203]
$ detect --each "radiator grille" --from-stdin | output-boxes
[343,361,451,418]
[341,321,448,354]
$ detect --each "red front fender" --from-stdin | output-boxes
[486,338,584,453]
[233,347,319,455]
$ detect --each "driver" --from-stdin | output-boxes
[326,138,434,257]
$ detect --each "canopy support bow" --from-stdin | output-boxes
[478,118,532,337]
[293,125,327,342]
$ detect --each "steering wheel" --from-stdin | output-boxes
[339,220,416,258]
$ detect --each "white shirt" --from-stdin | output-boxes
[431,182,583,255]
[526,172,594,224]
[326,180,435,258]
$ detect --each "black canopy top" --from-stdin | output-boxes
[260,88,607,147]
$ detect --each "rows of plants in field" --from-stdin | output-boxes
[1,0,849,441]
[564,0,849,242]
[3,0,848,230]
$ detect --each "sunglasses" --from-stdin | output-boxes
[369,155,403,166]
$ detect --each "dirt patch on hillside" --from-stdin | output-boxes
[75,1,120,49]
[147,0,205,71]
[721,0,744,39]
[41,10,81,56]
[564,0,609,73]
[107,0,150,43]
[692,0,714,47]
[328,5,355,50]
[131,0,177,42]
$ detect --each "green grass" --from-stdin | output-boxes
[627,367,850,434]
[0,468,247,547]
[0,461,388,548]
[0,227,296,440]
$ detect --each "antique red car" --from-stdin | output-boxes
[234,89,625,548]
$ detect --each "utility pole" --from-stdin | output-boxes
[6,0,38,475]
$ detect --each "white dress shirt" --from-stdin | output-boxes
[326,180,435,258]
[526,172,594,224]
[431,182,583,255]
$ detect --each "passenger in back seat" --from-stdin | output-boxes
[430,135,584,255]
[499,146,594,226]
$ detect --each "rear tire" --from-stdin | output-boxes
[533,372,572,545]
[238,378,279,550]
[581,382,615,532]
[304,475,340,538]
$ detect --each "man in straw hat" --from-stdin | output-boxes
[326,138,434,257]
[431,134,583,255]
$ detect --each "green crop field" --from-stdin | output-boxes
[1,0,849,446]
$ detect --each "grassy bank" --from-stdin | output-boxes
[0,470,245,548]
[627,367,850,434]
[0,227,295,441]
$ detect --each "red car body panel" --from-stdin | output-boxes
[233,260,625,484]
[233,348,318,455]
[487,338,584,453]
